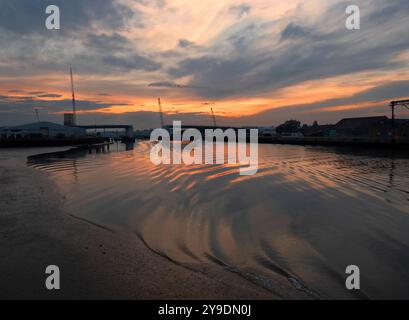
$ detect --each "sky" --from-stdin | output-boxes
[0,0,408,129]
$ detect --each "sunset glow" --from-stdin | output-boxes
[1,0,409,127]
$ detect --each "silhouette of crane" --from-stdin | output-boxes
[211,108,217,127]
[34,108,40,122]
[70,66,77,125]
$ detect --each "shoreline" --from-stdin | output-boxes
[0,155,312,300]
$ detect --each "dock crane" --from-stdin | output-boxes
[211,108,217,127]
[390,99,409,141]
[158,98,165,128]
[70,66,77,126]
[34,108,40,122]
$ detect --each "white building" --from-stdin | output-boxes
[0,122,86,139]
[259,126,277,138]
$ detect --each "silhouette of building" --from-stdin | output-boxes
[303,124,334,137]
[302,116,409,139]
[0,121,86,140]
[329,116,392,138]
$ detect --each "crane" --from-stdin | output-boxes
[211,107,217,127]
[34,108,40,122]
[158,98,165,128]
[70,66,77,126]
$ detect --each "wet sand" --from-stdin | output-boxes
[0,159,311,300]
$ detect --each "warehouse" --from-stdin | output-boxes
[0,121,86,140]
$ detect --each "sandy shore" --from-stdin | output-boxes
[0,156,311,300]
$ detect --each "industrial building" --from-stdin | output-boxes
[0,121,87,140]
[302,116,409,139]
[329,116,391,138]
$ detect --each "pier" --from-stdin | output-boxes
[81,141,113,154]
[78,125,135,142]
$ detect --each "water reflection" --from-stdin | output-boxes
[27,142,409,299]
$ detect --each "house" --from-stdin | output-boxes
[0,121,86,140]
[303,124,334,137]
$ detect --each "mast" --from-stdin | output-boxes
[211,108,217,127]
[158,98,165,128]
[34,108,40,122]
[70,66,77,125]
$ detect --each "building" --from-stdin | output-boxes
[259,126,277,138]
[0,121,86,140]
[64,113,76,126]
[135,129,153,139]
[329,116,392,138]
[395,119,409,138]
[303,124,334,137]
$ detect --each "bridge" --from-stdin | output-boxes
[77,125,135,139]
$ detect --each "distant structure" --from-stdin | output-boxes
[331,116,390,138]
[64,113,75,126]
[259,126,277,138]
[390,100,409,140]
[302,124,333,137]
[134,128,153,139]
[64,66,77,126]
[0,121,86,140]
[77,124,134,141]
[211,108,217,127]
[34,109,40,122]
[302,116,409,139]
[158,98,165,128]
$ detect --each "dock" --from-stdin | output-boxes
[0,137,109,148]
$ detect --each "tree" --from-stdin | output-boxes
[276,120,302,134]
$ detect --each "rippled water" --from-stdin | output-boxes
[27,141,409,299]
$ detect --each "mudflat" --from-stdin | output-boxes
[0,157,309,300]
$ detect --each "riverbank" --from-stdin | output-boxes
[0,137,108,148]
[0,155,312,300]
[260,136,409,148]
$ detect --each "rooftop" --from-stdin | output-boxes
[335,116,389,129]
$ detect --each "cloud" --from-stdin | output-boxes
[1,0,409,126]
[85,33,130,50]
[37,94,63,98]
[102,55,161,72]
[242,80,409,125]
[148,81,183,88]
[168,0,409,100]
[229,4,251,18]
[0,0,133,35]
[0,93,121,125]
[280,23,310,41]
[0,0,154,77]
[178,39,196,49]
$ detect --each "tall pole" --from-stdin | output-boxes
[34,108,40,122]
[158,98,165,128]
[389,100,409,142]
[391,102,395,143]
[211,108,217,127]
[70,66,77,126]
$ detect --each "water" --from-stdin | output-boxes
[26,141,409,299]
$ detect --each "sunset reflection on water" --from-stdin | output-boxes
[28,141,409,299]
